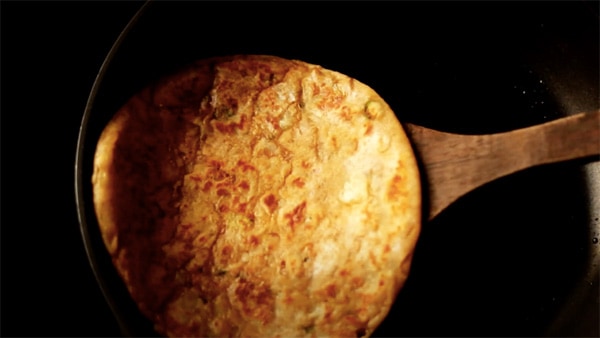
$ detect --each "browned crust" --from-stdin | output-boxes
[92,55,421,337]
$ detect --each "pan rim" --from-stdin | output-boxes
[74,1,151,336]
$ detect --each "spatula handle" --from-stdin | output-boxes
[527,111,600,164]
[405,110,600,220]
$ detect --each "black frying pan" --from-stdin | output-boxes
[75,1,600,336]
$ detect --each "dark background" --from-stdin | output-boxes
[2,1,145,336]
[2,1,599,338]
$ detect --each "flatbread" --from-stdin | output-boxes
[92,55,421,337]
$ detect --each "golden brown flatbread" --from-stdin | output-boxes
[92,55,421,337]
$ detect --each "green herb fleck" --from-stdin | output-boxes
[214,106,235,120]
[363,100,381,120]
[302,325,314,334]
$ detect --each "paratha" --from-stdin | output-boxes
[92,55,421,337]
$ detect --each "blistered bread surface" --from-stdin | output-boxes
[92,55,421,337]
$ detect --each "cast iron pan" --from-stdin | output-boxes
[76,1,600,336]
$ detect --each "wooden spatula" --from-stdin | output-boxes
[404,110,600,220]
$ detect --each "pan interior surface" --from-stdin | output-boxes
[76,1,599,336]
